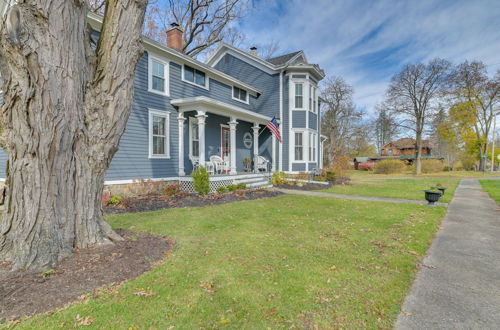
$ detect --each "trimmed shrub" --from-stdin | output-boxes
[236,183,247,190]
[420,159,445,173]
[163,184,181,197]
[192,167,210,195]
[271,172,287,185]
[374,159,405,174]
[324,171,336,182]
[216,186,227,194]
[106,195,122,206]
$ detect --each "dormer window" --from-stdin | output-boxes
[232,86,248,104]
[183,65,207,88]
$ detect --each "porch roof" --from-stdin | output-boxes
[171,96,272,125]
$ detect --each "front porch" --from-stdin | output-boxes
[172,96,277,177]
[179,172,272,193]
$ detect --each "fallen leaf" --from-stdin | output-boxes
[134,290,157,297]
[74,315,94,327]
[265,309,278,316]
[408,251,419,256]
[402,310,413,316]
[329,265,337,271]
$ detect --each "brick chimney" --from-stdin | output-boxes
[250,46,258,57]
[167,23,184,52]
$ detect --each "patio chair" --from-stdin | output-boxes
[210,155,229,174]
[254,155,269,172]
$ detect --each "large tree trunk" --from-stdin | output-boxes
[0,0,147,271]
[415,125,423,175]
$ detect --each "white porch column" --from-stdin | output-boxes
[177,113,186,176]
[252,123,260,173]
[229,117,238,174]
[272,135,277,172]
[196,111,207,167]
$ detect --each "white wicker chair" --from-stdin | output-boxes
[210,155,229,174]
[254,155,269,172]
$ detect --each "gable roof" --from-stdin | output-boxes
[266,51,302,66]
[205,43,325,80]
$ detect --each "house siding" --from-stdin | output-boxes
[292,111,307,128]
[282,75,290,172]
[309,112,318,130]
[214,54,280,118]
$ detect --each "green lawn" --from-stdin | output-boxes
[480,180,500,205]
[13,195,446,329]
[323,178,460,203]
[347,170,500,179]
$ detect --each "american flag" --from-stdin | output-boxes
[266,116,282,142]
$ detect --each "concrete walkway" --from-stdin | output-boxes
[274,188,448,207]
[396,179,500,329]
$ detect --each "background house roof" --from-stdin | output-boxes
[386,138,432,149]
[266,51,302,65]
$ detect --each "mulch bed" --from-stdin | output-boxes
[104,189,283,214]
[0,229,171,321]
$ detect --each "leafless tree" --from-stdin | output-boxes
[144,0,249,57]
[385,58,451,174]
[0,0,147,271]
[259,40,281,59]
[320,76,362,166]
[448,61,500,171]
[373,103,399,154]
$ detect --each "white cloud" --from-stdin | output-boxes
[239,0,500,113]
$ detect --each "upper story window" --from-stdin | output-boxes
[148,55,169,96]
[149,109,170,158]
[294,132,303,161]
[183,65,208,89]
[313,87,317,113]
[232,86,248,104]
[294,83,304,109]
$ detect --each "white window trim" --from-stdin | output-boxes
[182,64,209,90]
[189,117,200,161]
[148,109,170,159]
[148,54,170,96]
[309,84,318,114]
[232,86,249,104]
[292,130,306,163]
[290,75,309,111]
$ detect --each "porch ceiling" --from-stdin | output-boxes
[171,96,271,125]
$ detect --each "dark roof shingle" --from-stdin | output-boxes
[266,51,301,66]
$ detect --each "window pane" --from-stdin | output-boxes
[193,124,199,140]
[184,66,194,82]
[152,76,164,92]
[192,141,199,157]
[295,96,303,108]
[233,87,239,98]
[153,136,165,155]
[240,89,247,101]
[295,147,303,161]
[152,61,164,78]
[295,83,302,96]
[195,70,205,86]
[153,116,165,135]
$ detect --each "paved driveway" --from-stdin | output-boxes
[396,179,500,329]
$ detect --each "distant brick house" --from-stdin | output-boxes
[381,138,432,156]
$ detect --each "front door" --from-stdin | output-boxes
[221,126,230,161]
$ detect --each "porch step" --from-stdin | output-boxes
[247,181,271,189]
[233,174,270,189]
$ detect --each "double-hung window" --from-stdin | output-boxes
[189,118,200,159]
[294,132,303,161]
[309,133,316,161]
[149,110,170,158]
[309,85,312,111]
[294,83,303,109]
[148,55,169,95]
[233,86,248,103]
[183,65,207,88]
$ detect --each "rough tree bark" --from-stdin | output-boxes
[0,0,147,271]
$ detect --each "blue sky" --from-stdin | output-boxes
[238,0,500,113]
